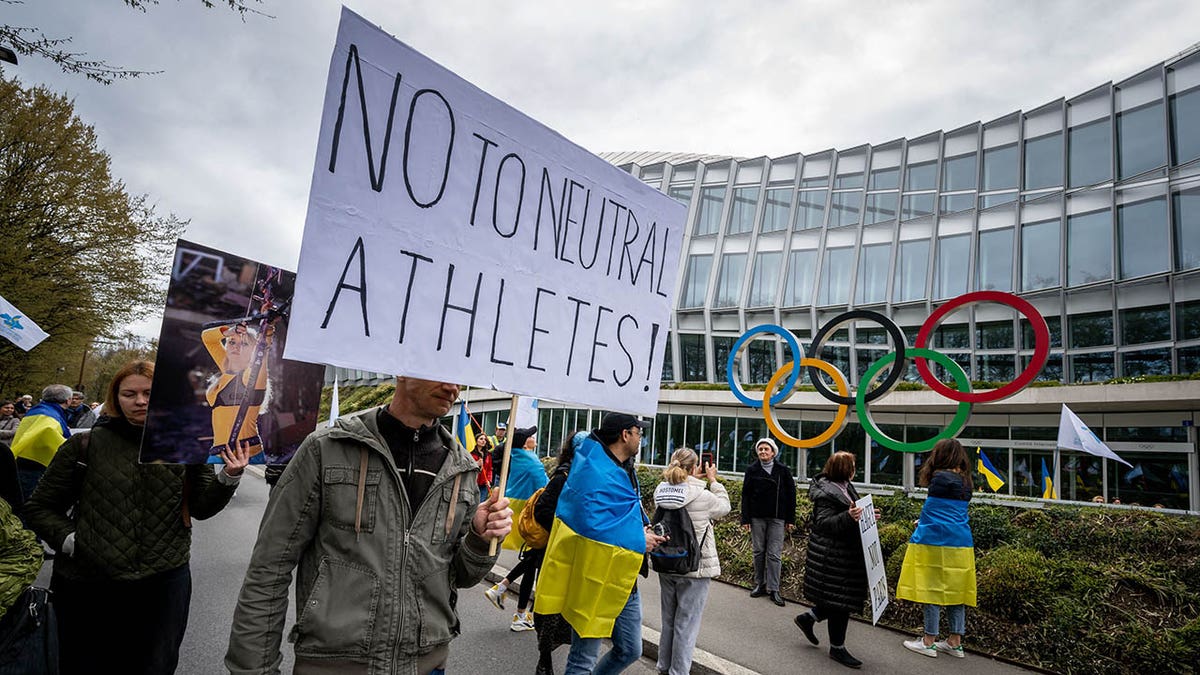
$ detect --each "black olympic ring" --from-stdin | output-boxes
[807,310,907,405]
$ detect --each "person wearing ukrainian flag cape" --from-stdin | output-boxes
[536,413,666,675]
[483,426,548,631]
[898,438,976,660]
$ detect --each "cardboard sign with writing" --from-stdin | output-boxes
[856,494,889,625]
[285,8,686,417]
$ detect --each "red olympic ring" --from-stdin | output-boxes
[914,291,1049,403]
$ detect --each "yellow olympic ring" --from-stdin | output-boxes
[763,359,849,449]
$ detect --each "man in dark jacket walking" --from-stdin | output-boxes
[740,437,796,606]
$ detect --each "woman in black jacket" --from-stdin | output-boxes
[794,451,876,669]
[740,437,796,606]
[529,430,582,675]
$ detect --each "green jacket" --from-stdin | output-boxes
[0,498,40,621]
[225,409,496,675]
[23,417,237,581]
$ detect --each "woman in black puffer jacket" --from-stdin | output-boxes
[794,451,877,669]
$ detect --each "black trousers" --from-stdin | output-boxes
[52,564,192,675]
[506,548,544,611]
[812,603,851,647]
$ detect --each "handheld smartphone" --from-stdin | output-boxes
[701,452,714,472]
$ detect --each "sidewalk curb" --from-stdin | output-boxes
[485,567,760,675]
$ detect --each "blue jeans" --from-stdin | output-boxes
[923,603,966,637]
[565,589,642,675]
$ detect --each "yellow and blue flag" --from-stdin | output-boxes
[977,448,1005,492]
[502,447,548,551]
[534,434,645,637]
[11,401,70,468]
[896,495,976,607]
[1041,458,1058,500]
[454,400,476,452]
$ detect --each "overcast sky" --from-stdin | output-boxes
[7,0,1200,335]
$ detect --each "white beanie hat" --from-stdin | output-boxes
[755,437,778,453]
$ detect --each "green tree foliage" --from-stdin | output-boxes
[78,333,158,404]
[0,74,182,396]
[0,0,268,84]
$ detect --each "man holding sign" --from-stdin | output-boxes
[225,377,512,674]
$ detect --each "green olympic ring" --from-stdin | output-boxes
[855,348,973,453]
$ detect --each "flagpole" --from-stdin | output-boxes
[489,394,521,556]
[1052,447,1061,500]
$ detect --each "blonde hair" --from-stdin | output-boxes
[662,448,699,484]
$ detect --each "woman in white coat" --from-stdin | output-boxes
[652,448,731,675]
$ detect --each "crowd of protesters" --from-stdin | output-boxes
[0,366,990,675]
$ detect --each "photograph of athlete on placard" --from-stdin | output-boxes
[141,239,325,465]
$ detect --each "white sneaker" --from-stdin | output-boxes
[484,585,506,610]
[510,612,535,632]
[903,638,938,658]
[934,640,965,658]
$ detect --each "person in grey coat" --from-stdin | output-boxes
[794,451,878,669]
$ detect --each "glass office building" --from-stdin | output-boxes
[333,46,1200,511]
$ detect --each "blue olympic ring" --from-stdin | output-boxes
[726,324,804,408]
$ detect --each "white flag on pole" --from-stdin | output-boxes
[328,374,339,428]
[0,293,49,351]
[513,397,539,429]
[1057,404,1132,467]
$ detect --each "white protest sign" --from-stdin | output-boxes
[285,8,687,417]
[856,494,889,625]
[0,293,49,351]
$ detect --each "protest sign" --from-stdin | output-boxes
[0,293,49,351]
[141,239,325,465]
[284,8,686,417]
[856,494,889,625]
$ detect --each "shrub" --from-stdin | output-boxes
[969,502,1016,549]
[878,522,911,559]
[976,546,1055,623]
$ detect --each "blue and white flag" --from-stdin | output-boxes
[0,294,49,351]
[1057,404,1132,467]
[514,396,539,429]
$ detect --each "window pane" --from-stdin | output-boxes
[794,190,827,230]
[830,191,862,227]
[1070,311,1113,348]
[893,240,929,302]
[679,334,707,381]
[940,193,976,215]
[801,175,828,188]
[1021,219,1061,291]
[905,160,937,191]
[1024,132,1063,190]
[712,336,734,382]
[748,341,777,384]
[1106,452,1190,510]
[976,353,1016,381]
[982,143,1018,191]
[694,186,725,236]
[661,336,673,381]
[748,252,783,307]
[1173,187,1200,270]
[1025,353,1063,381]
[1072,352,1114,382]
[1068,117,1112,187]
[760,187,792,233]
[935,234,970,298]
[1117,101,1166,179]
[855,243,891,304]
[977,320,1014,349]
[942,153,977,192]
[727,186,759,235]
[1170,83,1200,165]
[1179,345,1200,373]
[1120,305,1170,345]
[865,192,898,225]
[870,167,899,190]
[818,247,853,305]
[976,227,1013,292]
[1118,196,1169,279]
[980,192,1018,209]
[668,185,693,206]
[681,254,712,308]
[932,323,970,349]
[835,172,864,189]
[713,253,748,308]
[901,193,935,220]
[1067,210,1113,285]
[1177,300,1200,341]
[784,250,817,306]
[1123,348,1171,376]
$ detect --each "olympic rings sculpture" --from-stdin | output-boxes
[726,291,1049,453]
